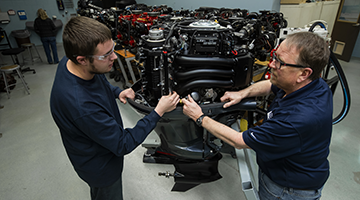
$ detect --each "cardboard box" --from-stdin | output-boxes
[281,0,307,4]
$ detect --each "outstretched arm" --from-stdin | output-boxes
[182,95,249,149]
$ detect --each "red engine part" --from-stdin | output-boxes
[117,11,163,47]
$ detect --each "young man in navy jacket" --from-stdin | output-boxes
[50,16,179,200]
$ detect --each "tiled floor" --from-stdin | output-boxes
[0,44,359,200]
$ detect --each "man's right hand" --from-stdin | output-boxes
[220,80,272,108]
[154,91,180,117]
[220,91,245,109]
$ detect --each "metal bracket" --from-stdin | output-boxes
[231,121,260,200]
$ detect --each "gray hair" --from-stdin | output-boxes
[285,32,330,80]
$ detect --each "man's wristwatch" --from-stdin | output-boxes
[195,114,205,127]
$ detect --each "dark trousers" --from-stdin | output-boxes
[90,177,123,200]
[40,36,59,64]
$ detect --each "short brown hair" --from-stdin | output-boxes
[285,32,330,81]
[63,16,112,65]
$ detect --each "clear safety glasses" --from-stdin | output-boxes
[73,42,115,61]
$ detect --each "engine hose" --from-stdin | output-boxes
[164,23,178,45]
[329,50,351,124]
[309,21,327,31]
[308,21,351,124]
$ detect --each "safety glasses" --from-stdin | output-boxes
[74,42,115,61]
[87,42,115,61]
[271,50,307,70]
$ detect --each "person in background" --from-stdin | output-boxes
[34,8,59,64]
[182,32,332,200]
[50,16,179,200]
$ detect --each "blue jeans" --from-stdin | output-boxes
[258,170,323,200]
[40,36,59,64]
[90,177,123,200]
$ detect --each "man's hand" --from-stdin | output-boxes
[220,91,245,109]
[154,92,180,117]
[182,95,203,121]
[119,88,135,104]
[221,80,272,108]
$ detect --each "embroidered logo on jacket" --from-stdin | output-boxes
[250,132,257,139]
[267,111,273,120]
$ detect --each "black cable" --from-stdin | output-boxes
[164,22,178,45]
[308,21,327,31]
[308,21,351,124]
[329,50,351,124]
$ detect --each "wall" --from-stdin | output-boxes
[0,0,77,48]
[352,35,360,58]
